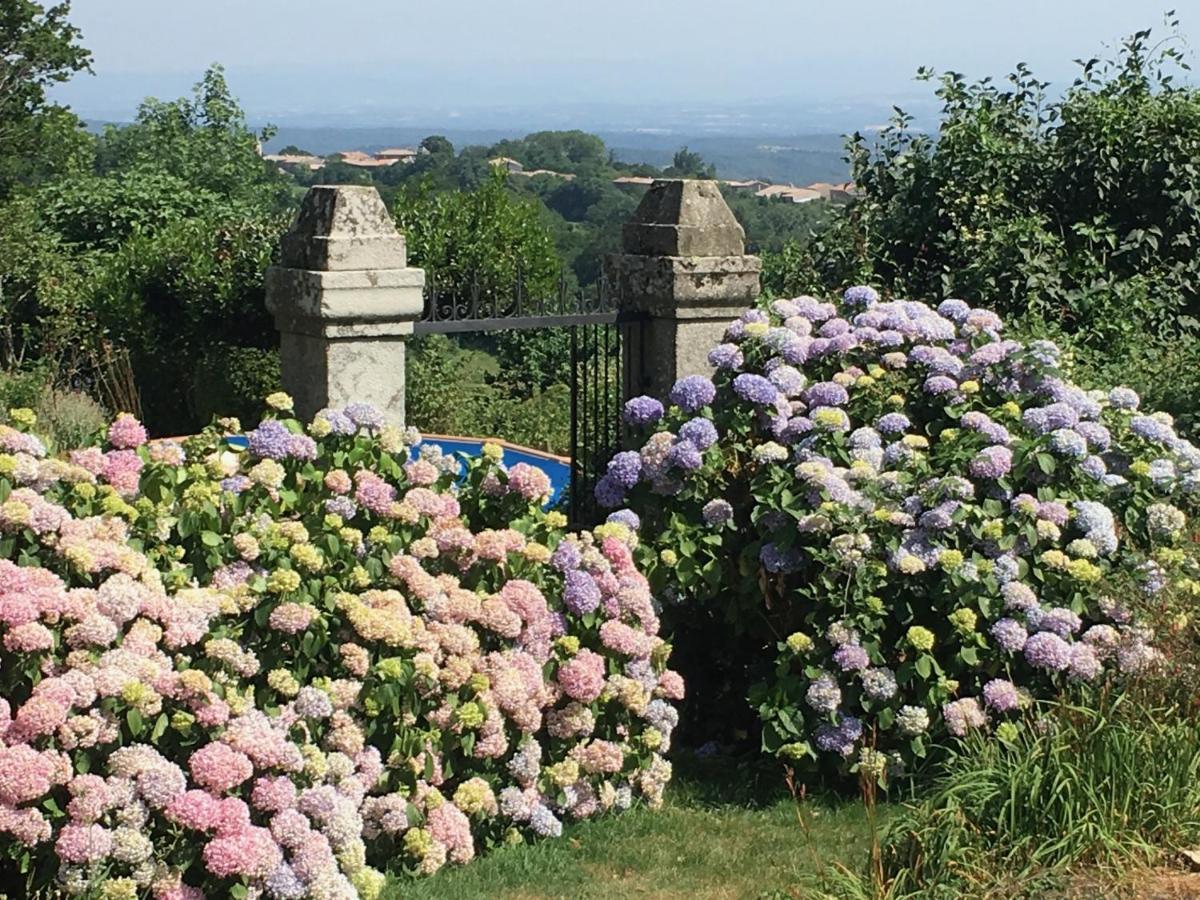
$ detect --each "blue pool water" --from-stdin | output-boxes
[224,435,570,504]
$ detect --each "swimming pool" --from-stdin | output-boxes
[225,433,571,504]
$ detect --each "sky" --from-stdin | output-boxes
[54,1,1200,131]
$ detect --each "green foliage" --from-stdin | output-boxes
[395,171,561,303]
[406,335,572,454]
[88,212,285,434]
[487,131,608,175]
[32,168,243,248]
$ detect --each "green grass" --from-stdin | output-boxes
[384,757,883,900]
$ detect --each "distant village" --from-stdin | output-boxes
[262,146,856,204]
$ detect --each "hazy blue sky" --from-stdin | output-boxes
[54,1,1199,128]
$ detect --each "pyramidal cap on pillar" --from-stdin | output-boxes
[266,185,425,334]
[280,184,409,270]
[622,179,746,257]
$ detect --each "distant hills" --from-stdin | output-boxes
[254,126,852,187]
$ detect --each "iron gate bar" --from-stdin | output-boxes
[413,312,621,335]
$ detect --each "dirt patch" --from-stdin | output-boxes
[1067,868,1200,900]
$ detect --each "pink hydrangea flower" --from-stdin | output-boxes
[107,413,148,449]
[188,743,253,794]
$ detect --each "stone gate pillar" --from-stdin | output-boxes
[265,185,425,425]
[604,179,761,402]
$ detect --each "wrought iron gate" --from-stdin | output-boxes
[412,271,638,525]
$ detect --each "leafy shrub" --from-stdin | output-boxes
[32,388,107,450]
[599,287,1200,774]
[0,398,679,896]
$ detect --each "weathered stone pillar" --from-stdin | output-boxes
[265,185,424,425]
[605,179,761,402]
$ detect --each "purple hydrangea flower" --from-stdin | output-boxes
[942,697,987,737]
[990,617,1028,652]
[969,446,1013,479]
[805,674,841,714]
[815,716,863,757]
[937,298,971,322]
[1037,607,1082,638]
[982,678,1020,712]
[551,540,582,572]
[220,475,251,494]
[344,403,385,430]
[1023,403,1080,435]
[877,413,911,434]
[1075,421,1111,452]
[860,667,898,701]
[623,396,664,426]
[1108,387,1140,410]
[804,381,849,407]
[702,498,734,526]
[247,420,294,460]
[606,509,641,531]
[761,542,803,573]
[1023,631,1073,671]
[593,475,626,509]
[1001,582,1037,612]
[315,408,356,436]
[843,285,880,308]
[606,451,643,489]
[708,343,744,371]
[733,374,780,406]
[923,375,958,396]
[833,644,870,672]
[678,418,719,450]
[563,570,601,615]
[1068,643,1103,681]
[665,441,703,472]
[669,375,717,413]
[324,497,357,519]
[286,434,318,461]
[767,365,806,397]
[1048,429,1088,459]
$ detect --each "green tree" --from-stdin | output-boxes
[94,65,288,209]
[666,146,716,179]
[394,171,561,304]
[0,1,92,193]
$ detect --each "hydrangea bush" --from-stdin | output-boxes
[0,398,679,898]
[597,288,1200,775]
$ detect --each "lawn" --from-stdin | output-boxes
[384,755,883,900]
